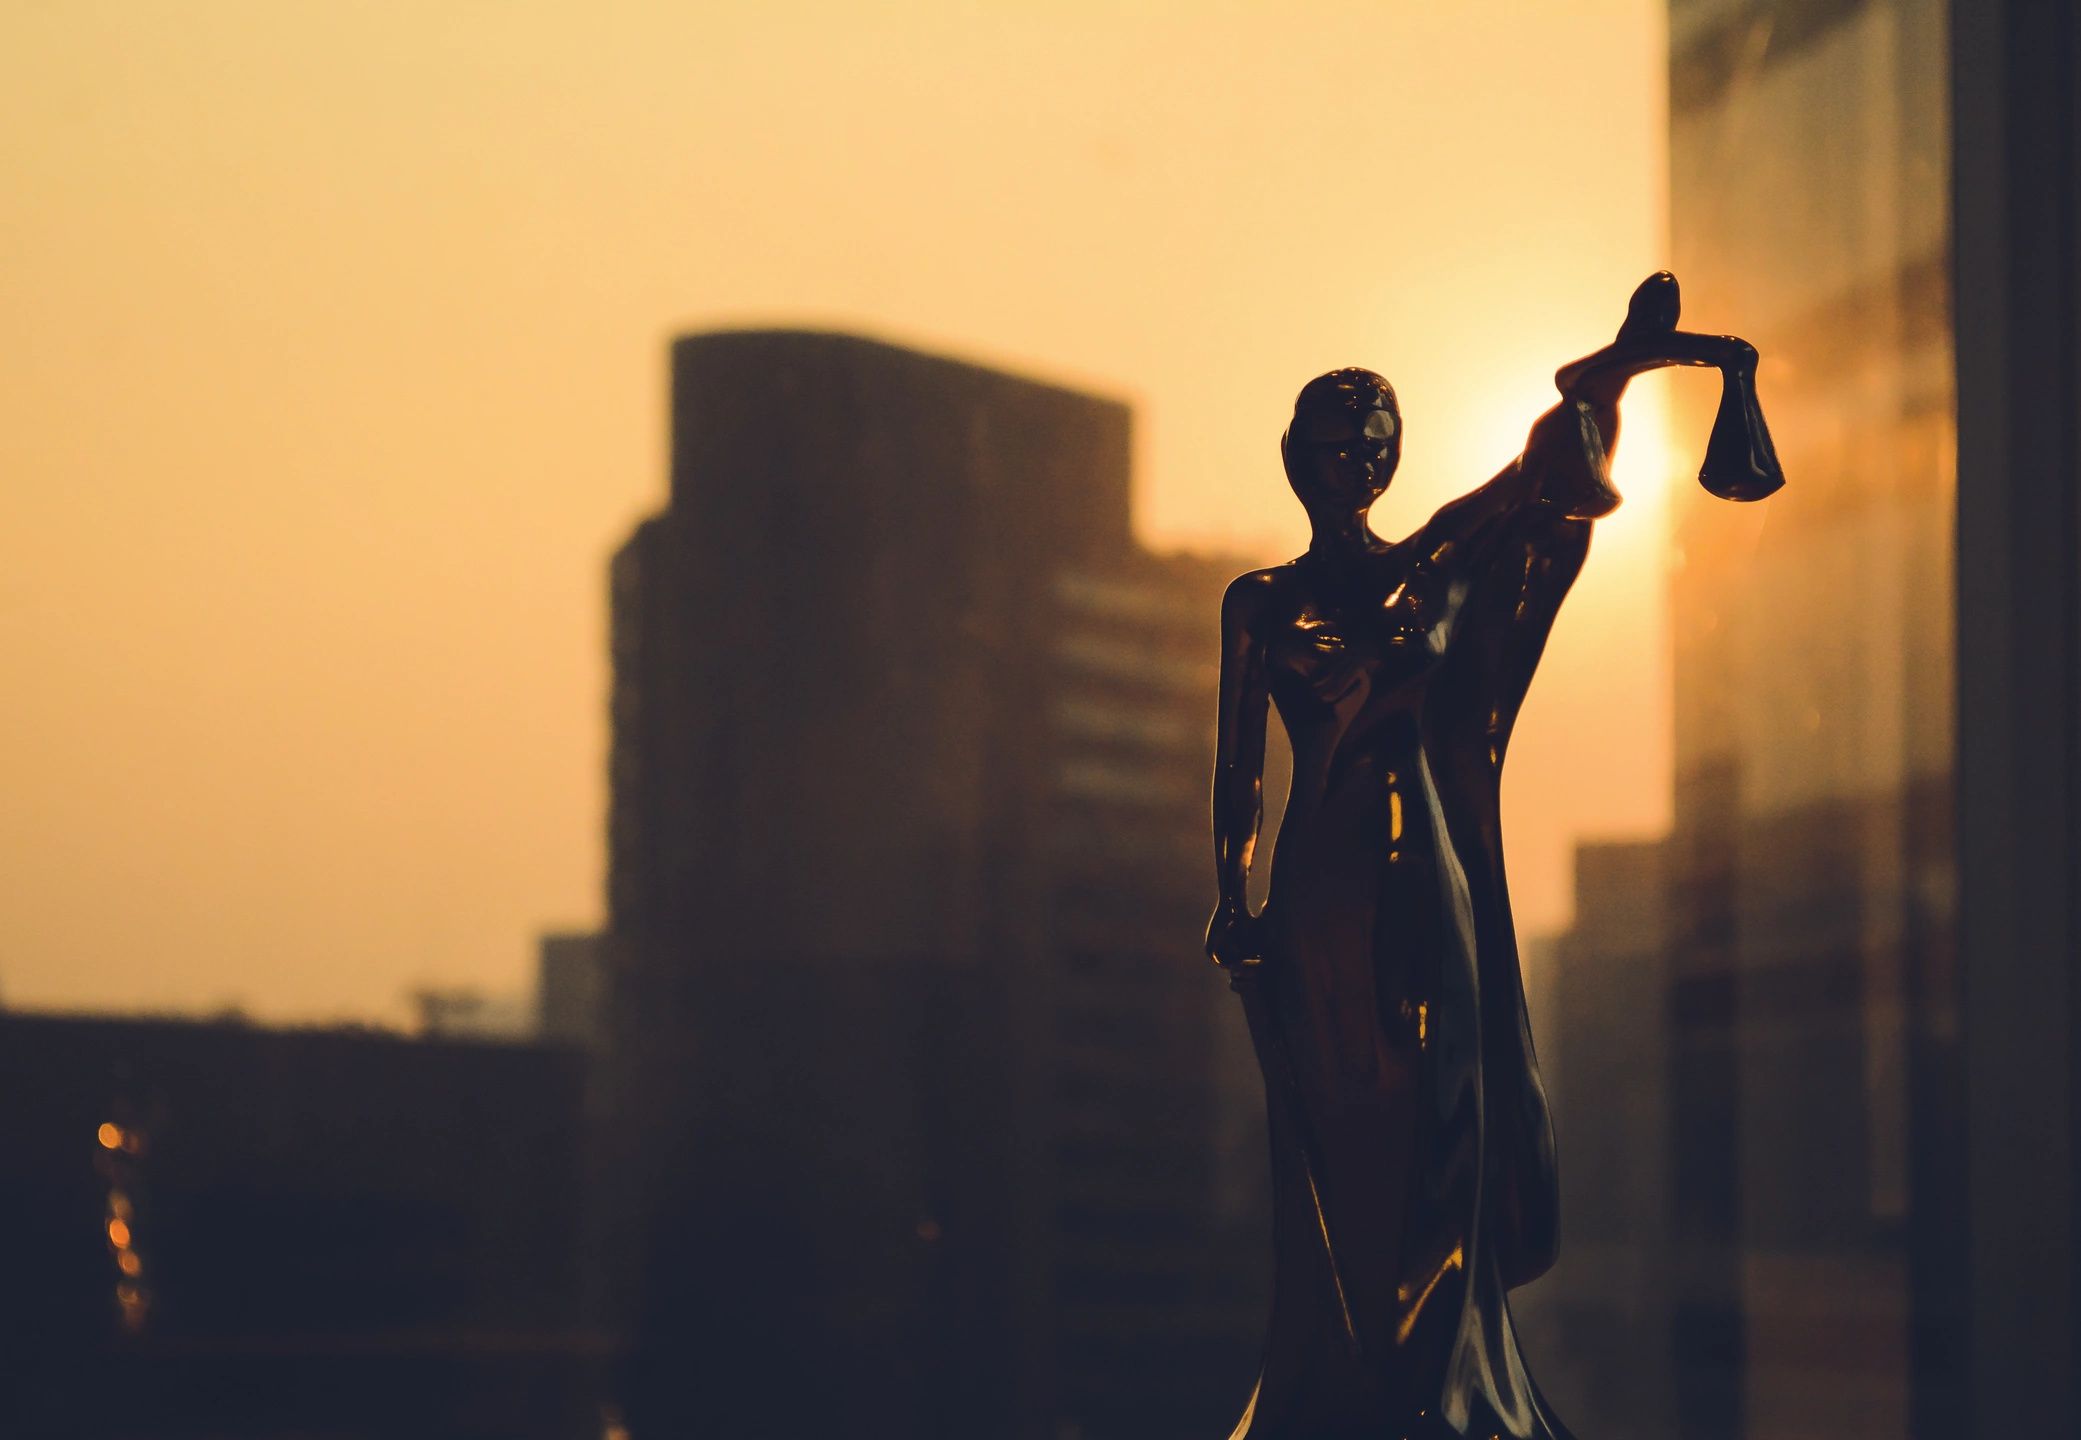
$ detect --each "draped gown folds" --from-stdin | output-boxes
[1223,398,1617,1440]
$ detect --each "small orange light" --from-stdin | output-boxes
[116,1250,143,1277]
[97,1123,123,1150]
[106,1219,132,1249]
[115,1281,148,1332]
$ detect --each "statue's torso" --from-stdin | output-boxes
[1260,547,1469,828]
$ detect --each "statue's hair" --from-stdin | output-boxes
[1283,368,1400,470]
[1291,368,1398,427]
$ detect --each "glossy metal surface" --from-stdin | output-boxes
[1206,273,1778,1439]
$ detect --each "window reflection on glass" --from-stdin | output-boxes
[1515,4,1959,1439]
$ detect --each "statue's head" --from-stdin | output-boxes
[1282,368,1401,516]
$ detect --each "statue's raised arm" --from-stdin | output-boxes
[1554,269,1784,503]
[1411,271,1784,569]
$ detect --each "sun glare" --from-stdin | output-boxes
[1439,370,1678,545]
[1606,374,1682,545]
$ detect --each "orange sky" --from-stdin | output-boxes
[0,1,1675,1025]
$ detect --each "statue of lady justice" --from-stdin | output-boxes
[1205,272,1780,1440]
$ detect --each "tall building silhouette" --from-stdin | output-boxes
[601,332,1266,1440]
[1667,3,1957,1435]
[1531,5,1960,1438]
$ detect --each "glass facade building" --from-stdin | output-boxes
[1526,4,1961,1437]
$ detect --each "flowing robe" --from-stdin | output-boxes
[1231,399,1610,1440]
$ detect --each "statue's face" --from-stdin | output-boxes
[1284,370,1402,513]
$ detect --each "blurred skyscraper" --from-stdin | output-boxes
[601,332,1267,1440]
[1530,4,1958,1438]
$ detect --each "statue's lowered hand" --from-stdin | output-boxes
[1205,901,1269,972]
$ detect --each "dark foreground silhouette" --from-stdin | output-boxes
[1205,273,1780,1440]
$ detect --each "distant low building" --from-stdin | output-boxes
[412,986,536,1041]
[1515,840,1678,1440]
[536,931,608,1052]
[0,1013,598,1439]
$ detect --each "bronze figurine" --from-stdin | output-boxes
[1206,272,1779,1440]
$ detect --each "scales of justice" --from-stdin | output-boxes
[1203,272,1781,1440]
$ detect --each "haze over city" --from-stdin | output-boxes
[1,0,1680,1022]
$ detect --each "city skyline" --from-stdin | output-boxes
[1,1,1676,1022]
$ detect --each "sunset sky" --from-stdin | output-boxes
[1,0,1678,1024]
